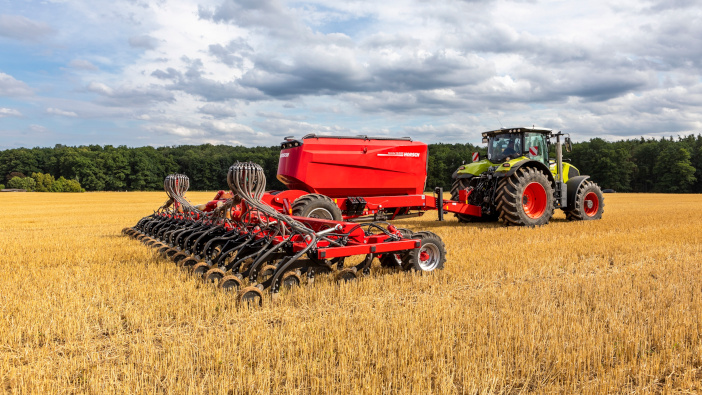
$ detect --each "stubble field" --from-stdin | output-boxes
[1,192,701,393]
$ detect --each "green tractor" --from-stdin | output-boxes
[450,127,604,226]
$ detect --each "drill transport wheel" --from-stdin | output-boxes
[402,231,446,272]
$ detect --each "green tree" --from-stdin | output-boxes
[31,172,56,192]
[569,138,635,191]
[7,176,36,191]
[653,145,697,193]
[102,145,130,190]
[631,141,659,192]
[52,176,84,192]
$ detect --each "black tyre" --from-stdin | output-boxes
[204,268,226,284]
[564,180,604,221]
[219,274,242,292]
[336,268,357,281]
[291,194,343,221]
[495,167,554,227]
[238,286,263,306]
[191,262,210,278]
[180,257,199,270]
[282,271,302,289]
[401,231,446,272]
[171,251,189,264]
[379,253,402,268]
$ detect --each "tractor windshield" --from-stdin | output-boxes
[488,133,522,163]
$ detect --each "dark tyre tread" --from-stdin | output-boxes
[564,180,605,221]
[495,167,554,227]
[401,231,446,272]
[204,268,226,284]
[291,193,343,221]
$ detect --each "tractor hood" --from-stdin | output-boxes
[454,156,528,178]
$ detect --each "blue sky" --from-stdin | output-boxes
[1,0,701,149]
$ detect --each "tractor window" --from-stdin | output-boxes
[488,133,522,163]
[524,132,548,165]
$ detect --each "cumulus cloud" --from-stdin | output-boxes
[199,103,238,118]
[0,14,53,41]
[47,108,78,117]
[0,107,22,117]
[208,38,253,67]
[69,59,99,71]
[87,81,174,107]
[0,73,33,97]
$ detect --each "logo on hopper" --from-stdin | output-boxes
[280,153,290,158]
[377,152,420,158]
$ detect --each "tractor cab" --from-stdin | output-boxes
[483,127,550,166]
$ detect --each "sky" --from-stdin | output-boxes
[0,0,701,149]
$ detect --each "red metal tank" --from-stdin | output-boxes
[277,135,428,197]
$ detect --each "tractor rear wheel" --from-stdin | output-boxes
[496,167,554,227]
[401,231,446,272]
[291,194,343,221]
[565,180,604,221]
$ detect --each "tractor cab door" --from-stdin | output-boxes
[524,132,549,165]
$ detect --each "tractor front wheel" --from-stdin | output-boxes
[565,180,604,221]
[496,167,554,227]
[291,194,343,221]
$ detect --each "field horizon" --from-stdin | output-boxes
[1,192,701,393]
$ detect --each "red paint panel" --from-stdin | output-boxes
[277,137,428,197]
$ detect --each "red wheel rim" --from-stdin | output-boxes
[583,192,599,216]
[522,182,547,219]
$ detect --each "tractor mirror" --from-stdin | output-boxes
[482,137,488,144]
[564,137,573,153]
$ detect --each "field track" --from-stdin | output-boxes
[1,192,701,393]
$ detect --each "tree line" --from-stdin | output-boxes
[1,135,700,193]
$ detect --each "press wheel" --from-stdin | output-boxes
[204,268,226,284]
[219,274,243,292]
[238,285,264,306]
[191,262,210,278]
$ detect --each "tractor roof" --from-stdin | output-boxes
[482,127,553,139]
